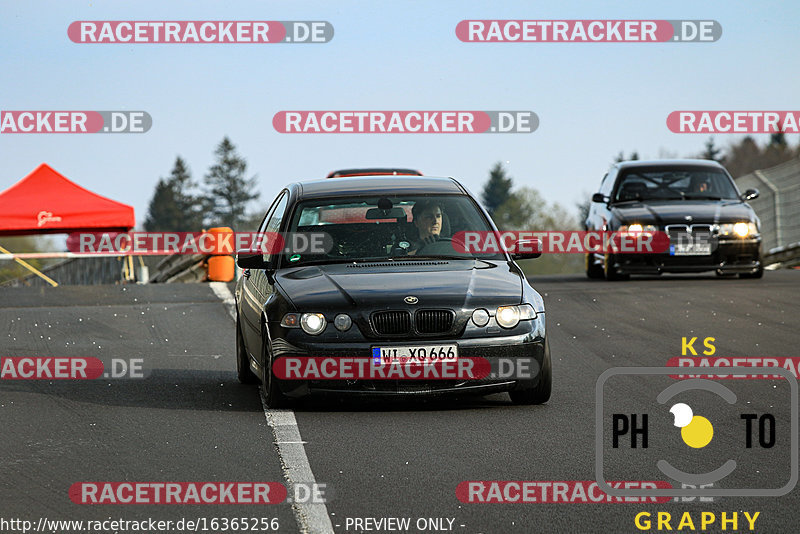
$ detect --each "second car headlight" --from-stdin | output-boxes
[300,313,327,335]
[619,224,657,234]
[718,222,758,237]
[495,304,536,329]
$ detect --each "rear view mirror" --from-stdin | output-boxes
[365,207,408,220]
[592,193,607,203]
[236,252,267,269]
[511,238,542,260]
[741,188,759,201]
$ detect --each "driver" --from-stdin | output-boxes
[408,200,443,254]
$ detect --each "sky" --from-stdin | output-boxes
[1,0,799,230]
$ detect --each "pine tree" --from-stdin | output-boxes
[143,179,181,231]
[202,137,260,229]
[168,156,202,231]
[702,137,725,163]
[481,162,513,216]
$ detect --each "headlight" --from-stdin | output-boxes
[300,313,327,335]
[472,308,490,327]
[619,224,657,234]
[333,313,352,332]
[718,222,758,237]
[495,304,536,329]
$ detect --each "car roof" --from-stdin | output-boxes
[614,159,726,170]
[294,175,464,200]
[326,168,422,178]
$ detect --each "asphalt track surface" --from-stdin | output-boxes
[1,270,798,534]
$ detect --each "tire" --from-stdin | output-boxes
[236,315,259,385]
[604,254,630,281]
[586,253,605,279]
[261,325,290,408]
[509,340,552,405]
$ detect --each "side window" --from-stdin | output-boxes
[599,173,613,196]
[263,193,288,264]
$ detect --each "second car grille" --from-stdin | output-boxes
[370,309,455,335]
[372,310,412,335]
[415,310,455,334]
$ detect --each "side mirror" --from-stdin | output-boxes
[236,252,267,269]
[741,188,759,201]
[592,192,607,203]
[511,238,542,260]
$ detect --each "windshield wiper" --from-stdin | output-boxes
[389,254,468,261]
[684,194,723,200]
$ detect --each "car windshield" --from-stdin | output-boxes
[612,167,739,202]
[282,194,505,265]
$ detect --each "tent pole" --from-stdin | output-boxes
[0,244,58,287]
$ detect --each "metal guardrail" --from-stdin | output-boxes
[735,157,800,255]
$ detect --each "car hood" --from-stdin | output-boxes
[610,200,755,226]
[275,260,523,311]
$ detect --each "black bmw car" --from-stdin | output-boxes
[585,160,763,280]
[234,175,550,406]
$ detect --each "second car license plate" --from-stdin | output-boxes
[372,344,458,364]
[670,242,711,256]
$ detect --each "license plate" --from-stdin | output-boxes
[670,242,711,256]
[372,344,458,365]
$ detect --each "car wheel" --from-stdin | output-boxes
[586,253,605,279]
[236,315,259,385]
[262,325,290,408]
[739,263,764,279]
[509,340,552,405]
[604,254,630,281]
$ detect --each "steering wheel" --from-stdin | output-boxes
[416,236,455,254]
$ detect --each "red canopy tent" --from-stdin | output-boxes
[0,163,135,236]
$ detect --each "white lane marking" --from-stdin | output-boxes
[209,282,237,319]
[210,282,334,534]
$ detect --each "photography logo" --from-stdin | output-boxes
[595,367,798,497]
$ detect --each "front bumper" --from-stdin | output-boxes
[611,237,761,275]
[268,324,546,398]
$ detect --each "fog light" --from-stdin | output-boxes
[334,313,352,331]
[472,309,490,327]
[300,313,326,335]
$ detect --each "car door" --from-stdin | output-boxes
[255,192,289,333]
[240,192,286,351]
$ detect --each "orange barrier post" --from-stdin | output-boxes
[206,227,235,282]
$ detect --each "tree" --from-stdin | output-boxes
[202,137,260,229]
[614,151,639,163]
[576,195,592,229]
[481,162,513,216]
[143,178,180,231]
[724,136,762,177]
[701,137,725,163]
[143,156,202,231]
[169,156,203,231]
[492,187,584,275]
